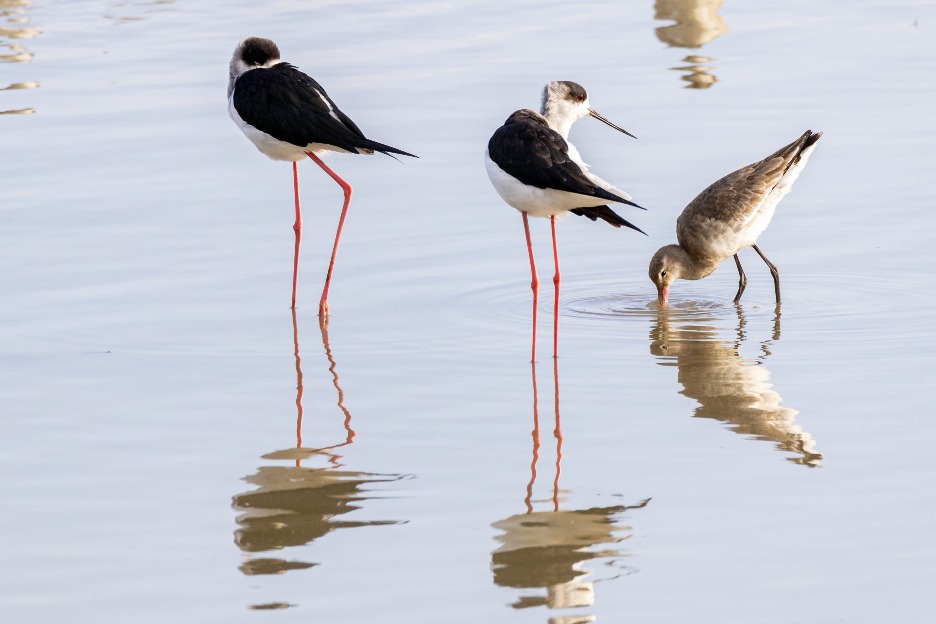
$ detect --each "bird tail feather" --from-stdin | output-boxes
[570,205,646,235]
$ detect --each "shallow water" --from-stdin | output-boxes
[2,0,935,622]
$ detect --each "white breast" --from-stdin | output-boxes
[484,150,609,218]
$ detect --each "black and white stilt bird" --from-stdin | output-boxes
[227,36,417,321]
[485,81,645,360]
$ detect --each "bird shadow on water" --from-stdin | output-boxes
[231,310,407,610]
[649,302,823,467]
[490,357,650,622]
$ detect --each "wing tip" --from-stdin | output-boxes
[570,205,647,234]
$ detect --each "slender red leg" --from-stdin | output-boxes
[305,151,353,324]
[291,161,302,309]
[522,212,539,363]
[550,216,561,358]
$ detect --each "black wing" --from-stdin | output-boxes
[570,205,646,234]
[487,110,638,207]
[233,63,416,157]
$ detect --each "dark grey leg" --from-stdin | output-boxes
[733,254,747,302]
[752,244,780,302]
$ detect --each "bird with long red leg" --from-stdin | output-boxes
[485,81,645,360]
[228,36,417,322]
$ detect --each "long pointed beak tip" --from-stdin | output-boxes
[588,109,637,139]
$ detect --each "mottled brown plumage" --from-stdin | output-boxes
[650,130,821,305]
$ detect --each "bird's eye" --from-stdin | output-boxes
[661,270,667,278]
[577,95,585,102]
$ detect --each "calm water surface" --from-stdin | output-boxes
[2,0,935,622]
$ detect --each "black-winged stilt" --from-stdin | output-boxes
[228,36,417,321]
[649,130,820,306]
[485,80,645,360]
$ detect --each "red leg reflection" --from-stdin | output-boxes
[552,356,563,511]
[525,359,541,514]
[292,307,305,467]
[523,355,563,512]
[320,316,356,451]
[291,311,357,469]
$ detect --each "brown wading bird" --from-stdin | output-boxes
[649,130,820,305]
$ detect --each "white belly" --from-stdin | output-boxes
[484,150,608,218]
[738,139,819,247]
[228,98,347,162]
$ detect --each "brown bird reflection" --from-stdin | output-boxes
[654,0,728,88]
[650,305,822,466]
[1,0,41,114]
[492,359,650,620]
[232,312,405,579]
[670,55,718,89]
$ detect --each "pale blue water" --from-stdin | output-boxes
[2,1,935,622]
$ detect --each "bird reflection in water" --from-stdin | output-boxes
[232,312,405,581]
[491,359,650,622]
[653,0,728,88]
[650,305,822,466]
[1,0,41,115]
[103,0,176,26]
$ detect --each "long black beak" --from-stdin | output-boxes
[588,109,637,139]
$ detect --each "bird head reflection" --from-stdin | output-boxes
[650,304,822,466]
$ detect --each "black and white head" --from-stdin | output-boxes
[540,80,636,140]
[540,81,591,126]
[228,36,282,97]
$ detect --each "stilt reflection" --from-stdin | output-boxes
[1,0,41,115]
[232,311,404,583]
[104,0,177,26]
[650,304,822,466]
[653,0,727,88]
[493,359,650,622]
[292,313,356,461]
